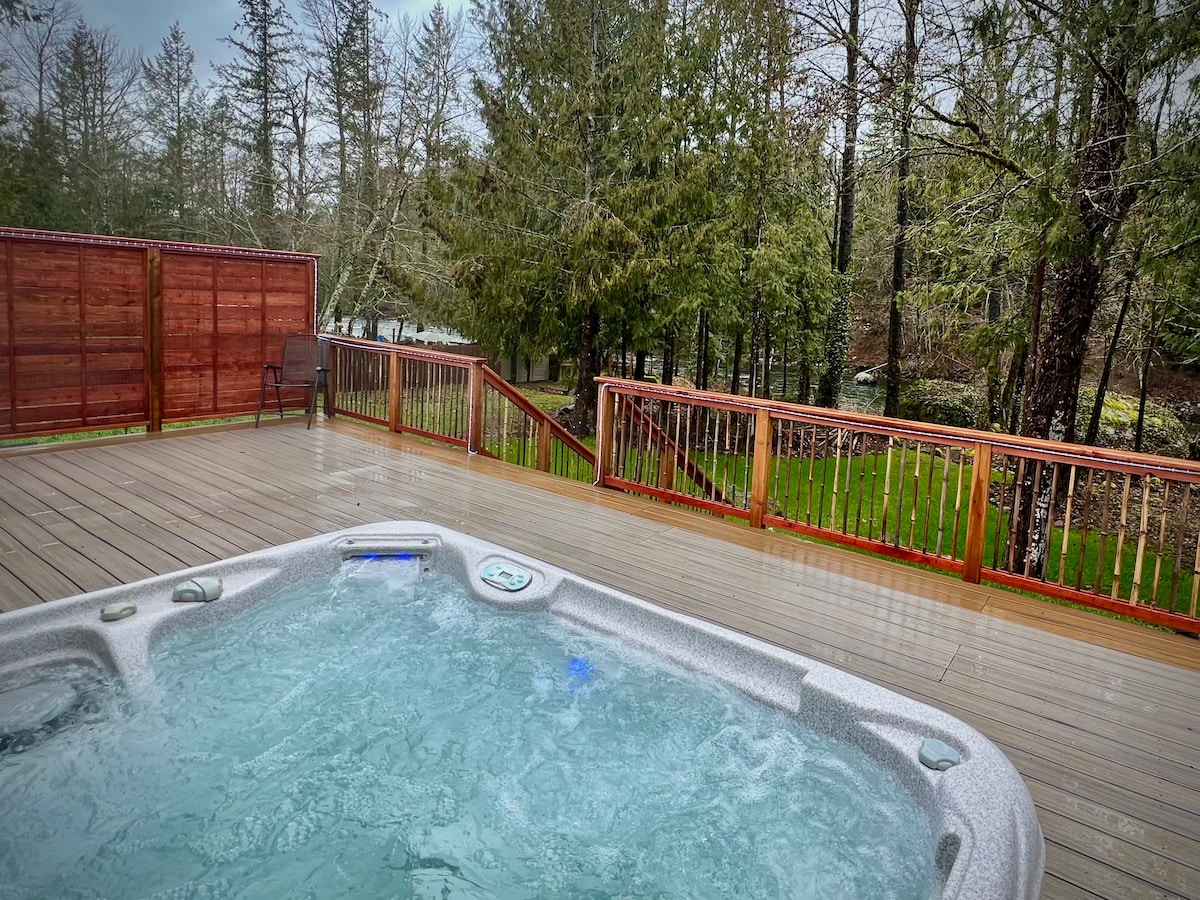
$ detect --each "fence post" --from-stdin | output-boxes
[146,248,163,432]
[749,407,773,529]
[388,351,401,433]
[963,442,993,584]
[537,417,552,472]
[594,383,615,487]
[322,341,337,418]
[468,359,485,453]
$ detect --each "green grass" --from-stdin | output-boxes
[1,426,146,448]
[0,415,268,449]
[515,384,575,417]
[611,441,1197,619]
[484,433,595,482]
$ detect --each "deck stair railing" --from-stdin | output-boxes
[321,336,595,482]
[596,377,1200,634]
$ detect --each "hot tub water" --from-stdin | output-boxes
[0,556,937,899]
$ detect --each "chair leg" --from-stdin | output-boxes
[273,382,284,418]
[305,384,317,430]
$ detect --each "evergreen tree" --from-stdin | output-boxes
[141,23,204,238]
[217,0,295,241]
[52,21,140,234]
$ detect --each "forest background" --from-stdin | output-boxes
[0,0,1197,446]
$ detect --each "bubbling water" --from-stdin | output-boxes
[0,558,937,899]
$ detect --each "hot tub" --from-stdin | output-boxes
[0,522,1043,899]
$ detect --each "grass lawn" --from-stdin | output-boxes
[610,439,1196,616]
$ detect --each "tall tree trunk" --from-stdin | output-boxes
[762,325,772,400]
[1020,250,1047,431]
[574,307,600,435]
[1135,329,1154,454]
[817,0,859,408]
[749,290,764,398]
[1085,248,1140,446]
[984,256,1003,423]
[1023,49,1137,442]
[695,310,710,390]
[781,333,789,397]
[884,0,917,418]
[662,326,676,386]
[730,330,744,396]
[1002,340,1026,434]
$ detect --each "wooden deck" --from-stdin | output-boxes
[1,419,1198,899]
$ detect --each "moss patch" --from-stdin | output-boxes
[898,379,988,429]
[1075,388,1190,458]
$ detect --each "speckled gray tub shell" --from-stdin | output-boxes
[0,521,1044,899]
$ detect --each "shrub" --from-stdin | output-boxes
[898,379,988,430]
[1075,387,1190,458]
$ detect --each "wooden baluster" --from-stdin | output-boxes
[1191,520,1200,618]
[1095,472,1113,593]
[770,417,786,517]
[1130,476,1153,605]
[921,443,937,551]
[990,454,1010,569]
[855,431,870,538]
[1022,460,1044,578]
[894,440,909,549]
[806,425,819,525]
[749,408,772,529]
[880,436,895,543]
[537,415,553,472]
[950,448,967,560]
[867,434,881,541]
[1057,466,1077,586]
[1170,484,1190,612]
[1112,474,1132,601]
[1152,483,1169,605]
[841,431,855,534]
[1074,469,1095,591]
[387,352,400,433]
[830,428,843,530]
[935,446,952,557]
[1006,457,1026,572]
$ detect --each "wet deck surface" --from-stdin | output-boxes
[1,419,1198,899]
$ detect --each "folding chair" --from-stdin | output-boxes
[255,333,323,429]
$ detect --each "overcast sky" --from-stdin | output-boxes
[82,0,455,79]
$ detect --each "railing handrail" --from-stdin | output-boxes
[323,334,486,369]
[596,376,1200,632]
[322,336,594,473]
[482,368,596,465]
[596,377,1200,480]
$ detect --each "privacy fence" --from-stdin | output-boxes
[1,228,317,438]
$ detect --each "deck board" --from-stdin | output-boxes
[2,420,1200,900]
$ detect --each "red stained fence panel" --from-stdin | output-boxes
[1,228,317,437]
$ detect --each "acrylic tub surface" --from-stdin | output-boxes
[0,522,1044,899]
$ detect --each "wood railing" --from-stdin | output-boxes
[596,377,1200,633]
[321,336,595,482]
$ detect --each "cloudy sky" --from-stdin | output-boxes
[82,0,455,79]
